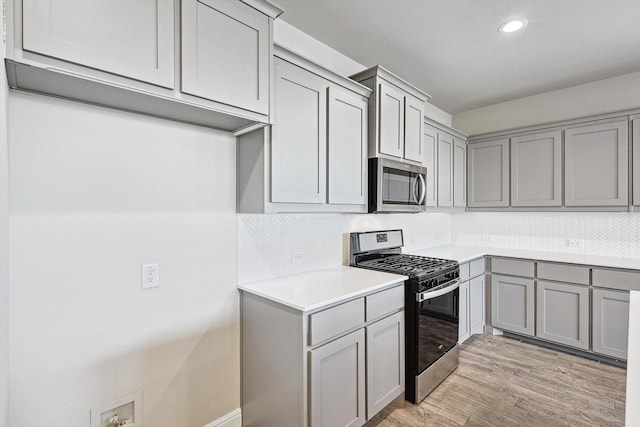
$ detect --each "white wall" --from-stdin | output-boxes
[274,20,453,128]
[453,212,640,258]
[453,72,640,135]
[238,213,452,283]
[0,40,10,427]
[8,92,238,427]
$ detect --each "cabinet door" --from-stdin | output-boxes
[272,60,327,204]
[404,96,424,162]
[468,139,509,207]
[593,288,629,360]
[536,281,589,350]
[378,82,405,158]
[458,281,470,343]
[310,329,366,427]
[491,274,534,336]
[453,138,467,207]
[23,0,175,88]
[182,0,270,114]
[437,133,454,207]
[633,119,640,205]
[327,87,367,205]
[366,312,405,418]
[511,131,562,207]
[469,275,485,335]
[565,120,629,206]
[422,125,438,207]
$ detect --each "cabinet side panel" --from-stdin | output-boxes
[633,119,640,205]
[237,129,267,213]
[241,293,303,427]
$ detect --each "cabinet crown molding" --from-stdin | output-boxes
[350,65,431,103]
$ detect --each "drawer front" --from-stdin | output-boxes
[310,298,365,346]
[459,262,471,282]
[537,262,590,285]
[490,258,534,277]
[593,268,640,291]
[366,285,404,321]
[469,258,485,278]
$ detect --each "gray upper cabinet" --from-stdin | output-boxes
[437,133,454,207]
[11,0,283,132]
[271,59,327,204]
[237,47,371,213]
[404,96,425,162]
[511,131,562,207]
[327,87,368,205]
[536,280,589,350]
[453,138,467,207]
[182,0,270,114]
[423,125,438,207]
[350,66,429,164]
[22,0,175,88]
[468,139,510,207]
[633,118,640,205]
[565,120,629,206]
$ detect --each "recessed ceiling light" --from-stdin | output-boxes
[499,19,528,33]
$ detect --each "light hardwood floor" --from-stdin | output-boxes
[366,334,626,427]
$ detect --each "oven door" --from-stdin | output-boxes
[416,279,460,374]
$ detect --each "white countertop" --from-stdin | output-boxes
[409,244,640,270]
[626,291,640,425]
[238,266,407,312]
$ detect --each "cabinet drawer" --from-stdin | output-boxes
[459,262,471,282]
[490,258,534,277]
[593,268,640,291]
[537,262,589,285]
[366,285,404,321]
[469,258,485,278]
[310,298,365,345]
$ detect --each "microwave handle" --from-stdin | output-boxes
[412,176,419,204]
[417,174,426,204]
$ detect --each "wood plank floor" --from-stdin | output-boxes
[366,334,626,427]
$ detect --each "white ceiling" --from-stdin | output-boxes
[273,0,640,114]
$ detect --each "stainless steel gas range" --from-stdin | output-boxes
[350,229,460,403]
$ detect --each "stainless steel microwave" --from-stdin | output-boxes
[369,157,427,213]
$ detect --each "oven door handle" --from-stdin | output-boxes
[416,279,460,302]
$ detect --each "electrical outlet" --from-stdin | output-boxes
[291,252,304,264]
[566,239,584,248]
[481,235,494,242]
[141,264,159,288]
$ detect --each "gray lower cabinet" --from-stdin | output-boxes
[365,311,405,417]
[468,139,509,207]
[241,282,404,427]
[564,120,629,206]
[491,274,535,336]
[459,258,485,343]
[536,280,589,350]
[510,130,562,207]
[592,288,630,359]
[310,329,366,427]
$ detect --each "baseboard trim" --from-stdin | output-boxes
[203,408,241,427]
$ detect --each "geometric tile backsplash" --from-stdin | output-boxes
[238,212,451,283]
[238,211,640,283]
[453,211,640,259]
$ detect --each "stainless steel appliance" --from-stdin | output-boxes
[349,229,460,403]
[369,157,427,213]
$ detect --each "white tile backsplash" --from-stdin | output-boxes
[238,212,452,283]
[453,211,640,258]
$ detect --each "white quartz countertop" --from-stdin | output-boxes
[409,244,640,270]
[238,266,407,312]
[626,291,639,425]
